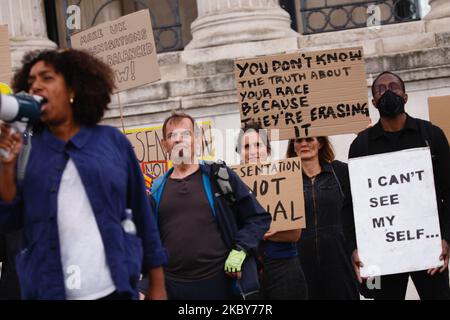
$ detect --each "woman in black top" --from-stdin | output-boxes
[287,137,359,300]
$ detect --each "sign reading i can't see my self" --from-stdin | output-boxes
[349,147,443,277]
[234,47,370,140]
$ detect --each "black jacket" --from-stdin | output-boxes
[348,114,450,245]
[298,160,355,263]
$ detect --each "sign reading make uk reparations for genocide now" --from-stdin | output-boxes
[0,25,12,86]
[428,95,450,141]
[234,47,370,140]
[125,121,214,193]
[231,157,305,232]
[349,147,443,277]
[71,10,160,92]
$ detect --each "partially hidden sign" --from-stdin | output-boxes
[71,10,160,92]
[349,147,442,277]
[234,47,370,140]
[428,95,450,141]
[0,25,12,86]
[125,121,215,193]
[231,158,305,232]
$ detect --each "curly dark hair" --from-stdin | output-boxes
[12,49,115,129]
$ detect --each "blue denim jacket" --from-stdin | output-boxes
[0,126,167,300]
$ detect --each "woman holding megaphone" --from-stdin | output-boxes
[0,49,167,300]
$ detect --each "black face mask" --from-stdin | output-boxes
[376,90,405,118]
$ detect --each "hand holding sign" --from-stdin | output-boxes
[351,249,364,284]
[427,240,449,276]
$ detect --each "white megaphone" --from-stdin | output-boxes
[0,92,45,159]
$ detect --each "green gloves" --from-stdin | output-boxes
[224,249,247,273]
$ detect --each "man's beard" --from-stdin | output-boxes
[171,143,192,165]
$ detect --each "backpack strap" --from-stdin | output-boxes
[211,160,236,205]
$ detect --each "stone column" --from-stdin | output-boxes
[0,0,56,69]
[424,0,450,20]
[187,0,297,49]
[183,0,299,63]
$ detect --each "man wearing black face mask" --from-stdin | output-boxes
[346,71,450,300]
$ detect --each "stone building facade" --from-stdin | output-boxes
[2,0,449,161]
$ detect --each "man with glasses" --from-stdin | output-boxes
[149,112,271,300]
[347,71,450,300]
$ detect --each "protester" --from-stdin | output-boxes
[348,71,450,300]
[287,137,359,299]
[151,112,271,300]
[236,121,308,300]
[0,49,167,300]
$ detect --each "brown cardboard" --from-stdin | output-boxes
[234,47,370,140]
[231,158,305,232]
[0,25,12,86]
[428,95,450,141]
[71,10,160,92]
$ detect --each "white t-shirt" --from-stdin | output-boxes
[57,159,116,300]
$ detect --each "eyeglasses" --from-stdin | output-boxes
[373,82,403,96]
[166,130,192,141]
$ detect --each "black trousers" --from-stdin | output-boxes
[0,231,22,300]
[372,270,450,300]
[298,233,360,300]
[262,257,308,300]
[165,271,235,300]
[98,291,132,300]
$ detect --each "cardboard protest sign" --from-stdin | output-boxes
[428,95,450,140]
[0,25,12,86]
[231,158,305,232]
[125,121,214,192]
[349,147,442,277]
[234,47,370,140]
[71,10,160,92]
